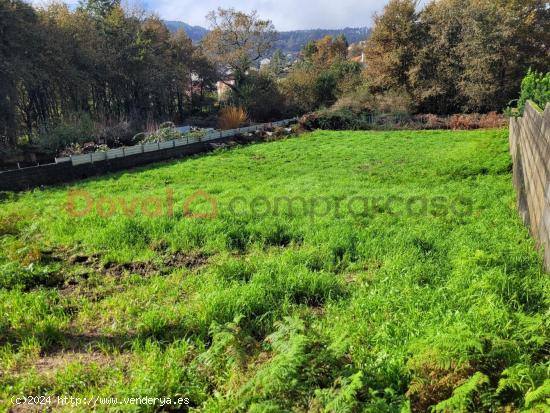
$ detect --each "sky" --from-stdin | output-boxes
[31,0,399,31]
[141,0,390,31]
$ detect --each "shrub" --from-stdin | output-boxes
[449,113,507,130]
[35,112,94,152]
[138,125,183,144]
[517,69,550,114]
[218,107,248,130]
[332,86,375,114]
[301,110,506,131]
[371,88,413,114]
[95,119,140,146]
[300,108,372,131]
[224,73,285,121]
[0,212,20,236]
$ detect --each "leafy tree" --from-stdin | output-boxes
[366,0,550,114]
[517,69,550,114]
[78,0,120,18]
[282,36,362,113]
[0,1,217,153]
[266,49,287,76]
[457,0,550,112]
[364,0,419,93]
[407,0,466,114]
[302,35,348,67]
[224,72,284,121]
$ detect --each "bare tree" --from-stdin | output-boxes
[201,8,277,94]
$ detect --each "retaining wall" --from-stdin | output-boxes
[0,119,297,192]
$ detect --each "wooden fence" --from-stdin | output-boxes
[509,101,550,269]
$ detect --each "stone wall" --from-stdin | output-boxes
[510,100,550,268]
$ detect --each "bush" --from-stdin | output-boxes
[332,86,375,114]
[301,110,507,131]
[35,112,94,152]
[300,108,372,131]
[517,69,550,114]
[95,119,141,147]
[138,126,183,144]
[371,88,413,114]
[218,107,248,130]
[449,112,507,130]
[224,73,284,121]
[281,61,364,115]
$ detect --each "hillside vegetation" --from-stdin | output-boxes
[1,129,549,411]
[164,20,370,55]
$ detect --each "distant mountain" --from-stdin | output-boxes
[163,21,371,56]
[163,21,209,43]
[275,27,371,55]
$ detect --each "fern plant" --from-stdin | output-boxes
[524,379,550,412]
[433,372,489,413]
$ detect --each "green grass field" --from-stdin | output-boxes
[1,129,549,412]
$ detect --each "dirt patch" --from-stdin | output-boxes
[60,282,126,302]
[102,261,159,277]
[165,251,209,270]
[34,351,113,376]
[59,249,210,282]
[9,403,42,413]
[68,253,100,265]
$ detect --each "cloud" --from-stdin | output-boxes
[142,0,389,30]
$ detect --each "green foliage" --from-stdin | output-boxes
[139,127,182,144]
[313,371,364,413]
[0,1,216,148]
[301,108,373,131]
[78,0,119,18]
[366,0,550,114]
[517,69,550,114]
[35,112,95,152]
[524,379,550,411]
[224,72,284,121]
[433,372,489,412]
[281,37,364,114]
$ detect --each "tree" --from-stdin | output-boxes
[0,0,39,144]
[201,8,277,96]
[457,0,550,112]
[266,49,286,76]
[407,0,466,113]
[79,0,120,18]
[0,0,217,153]
[303,35,348,67]
[225,71,284,121]
[364,0,419,93]
[408,0,550,113]
[281,36,362,113]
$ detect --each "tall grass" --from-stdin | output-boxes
[218,106,248,130]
